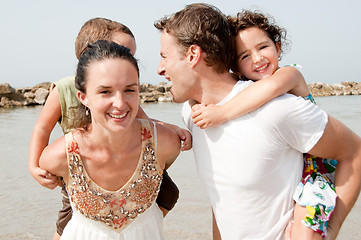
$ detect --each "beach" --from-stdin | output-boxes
[0,96,360,239]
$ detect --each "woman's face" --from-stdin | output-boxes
[235,27,281,81]
[79,58,139,132]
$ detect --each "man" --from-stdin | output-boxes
[154,3,361,240]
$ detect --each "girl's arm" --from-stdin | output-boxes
[28,87,63,189]
[192,66,309,129]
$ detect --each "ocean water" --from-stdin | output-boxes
[0,96,360,239]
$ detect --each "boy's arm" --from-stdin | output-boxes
[192,66,308,129]
[28,87,62,189]
[307,116,361,239]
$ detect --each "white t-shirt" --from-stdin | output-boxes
[182,80,328,240]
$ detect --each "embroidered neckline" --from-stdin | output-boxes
[69,131,144,193]
[65,120,163,232]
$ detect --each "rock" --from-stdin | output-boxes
[0,83,15,94]
[308,82,361,96]
[1,80,360,108]
[0,82,52,107]
[0,83,26,102]
[158,95,173,102]
[34,88,50,105]
[32,82,52,92]
[23,91,35,99]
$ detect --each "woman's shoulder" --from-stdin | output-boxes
[154,121,181,167]
[39,135,67,177]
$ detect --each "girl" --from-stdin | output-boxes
[39,40,181,239]
[192,10,336,239]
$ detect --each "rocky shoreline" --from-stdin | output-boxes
[0,81,360,108]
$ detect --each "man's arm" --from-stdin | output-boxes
[308,116,361,239]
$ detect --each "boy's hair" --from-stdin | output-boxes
[154,3,235,73]
[75,17,134,60]
[74,40,139,129]
[228,10,289,72]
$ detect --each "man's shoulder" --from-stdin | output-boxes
[262,93,301,110]
[256,93,326,127]
[235,80,254,91]
[252,94,308,124]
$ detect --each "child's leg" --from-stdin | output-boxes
[156,170,180,217]
[292,203,322,240]
[55,185,72,237]
[52,232,60,240]
[293,155,337,239]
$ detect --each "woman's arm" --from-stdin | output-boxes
[28,87,63,189]
[192,66,309,129]
[138,105,192,151]
[38,136,68,181]
[155,122,181,170]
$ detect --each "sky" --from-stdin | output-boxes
[1,0,360,88]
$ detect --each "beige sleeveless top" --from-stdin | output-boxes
[65,119,163,232]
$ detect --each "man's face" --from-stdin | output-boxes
[157,31,194,103]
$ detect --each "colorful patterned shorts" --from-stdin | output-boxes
[293,154,337,237]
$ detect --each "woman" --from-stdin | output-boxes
[39,40,181,239]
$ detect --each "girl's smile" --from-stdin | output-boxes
[236,27,281,81]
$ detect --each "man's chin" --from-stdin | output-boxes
[171,95,186,103]
[172,98,184,103]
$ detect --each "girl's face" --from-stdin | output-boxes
[235,27,281,81]
[79,58,140,132]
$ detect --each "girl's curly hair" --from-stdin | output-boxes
[228,10,290,72]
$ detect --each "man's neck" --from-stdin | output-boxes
[194,71,237,105]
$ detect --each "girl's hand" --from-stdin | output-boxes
[191,104,226,129]
[29,166,60,190]
[175,128,192,151]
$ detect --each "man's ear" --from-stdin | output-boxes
[186,44,202,68]
[77,90,88,107]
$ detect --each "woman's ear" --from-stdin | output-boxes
[186,44,202,68]
[77,90,88,107]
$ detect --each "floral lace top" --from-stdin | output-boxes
[65,119,163,232]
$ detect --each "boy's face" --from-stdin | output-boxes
[235,27,281,81]
[112,32,137,55]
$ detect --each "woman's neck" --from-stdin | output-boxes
[79,120,141,154]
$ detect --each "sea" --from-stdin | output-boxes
[0,96,360,239]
